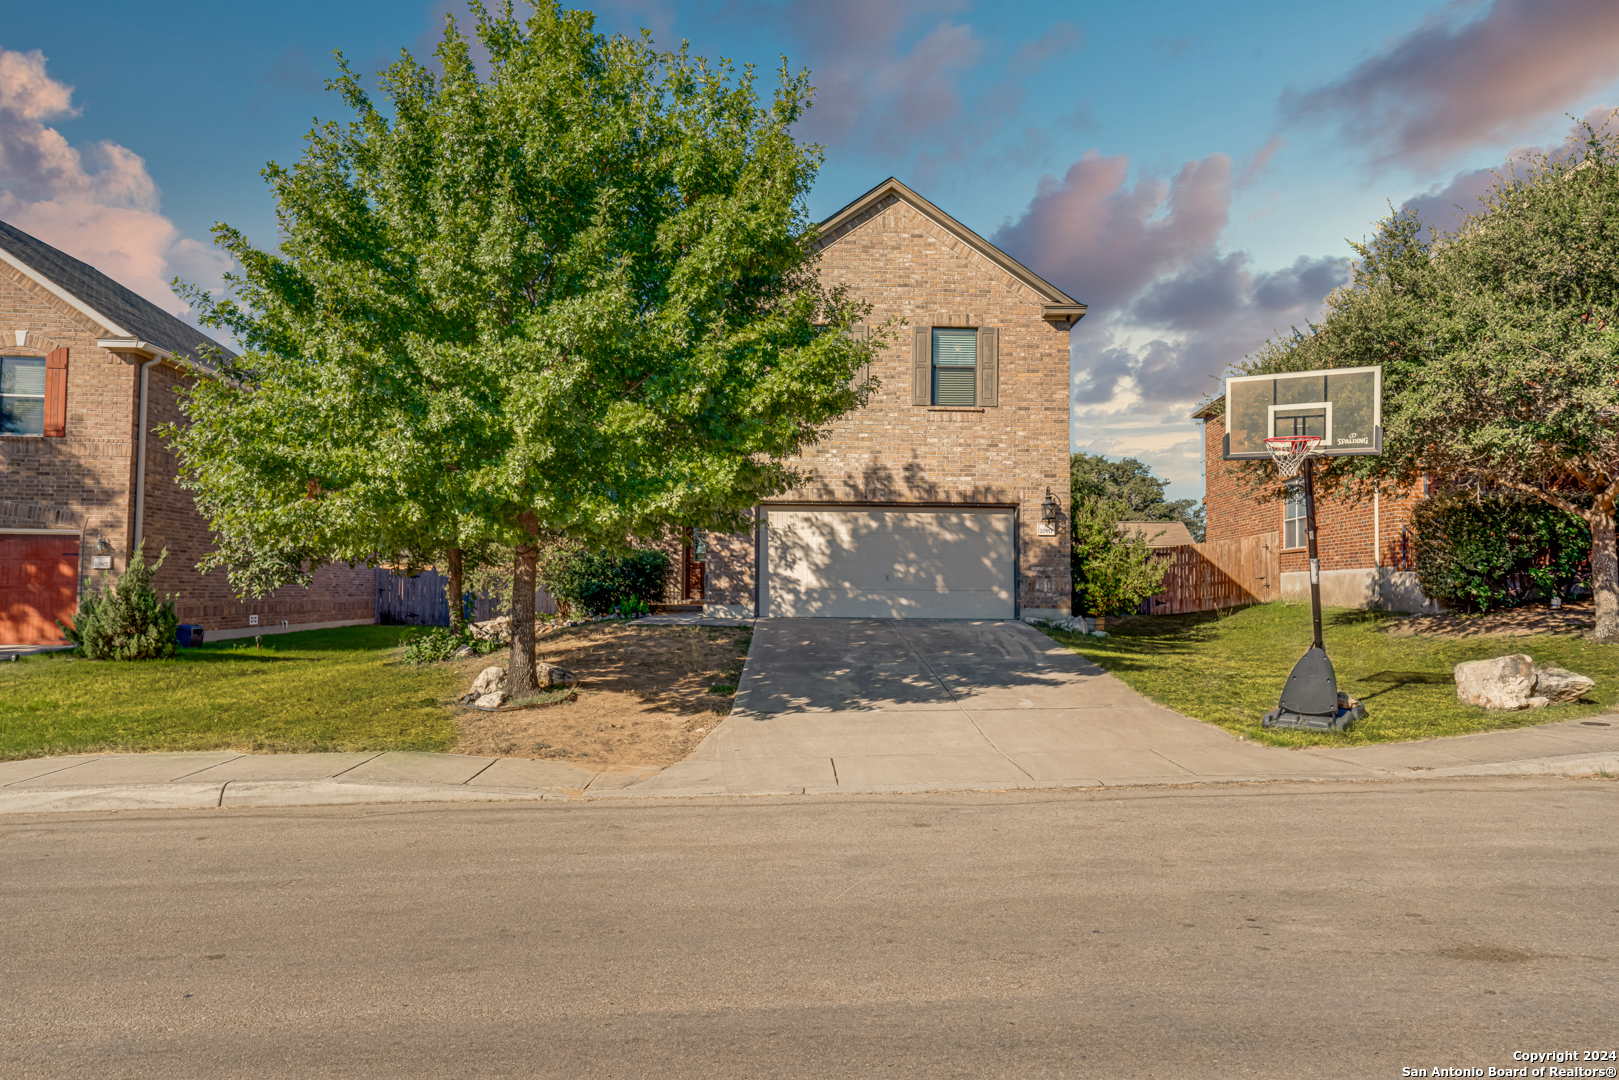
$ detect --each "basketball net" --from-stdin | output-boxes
[1265,435,1323,479]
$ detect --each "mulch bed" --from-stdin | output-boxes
[1383,601,1596,639]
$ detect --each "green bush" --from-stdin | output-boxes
[1072,501,1167,617]
[400,625,500,665]
[1411,492,1589,612]
[58,543,179,660]
[540,548,671,616]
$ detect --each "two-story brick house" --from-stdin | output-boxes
[692,178,1084,620]
[1194,399,1437,612]
[0,220,374,645]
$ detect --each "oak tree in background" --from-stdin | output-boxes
[1070,451,1204,541]
[170,2,877,691]
[1230,120,1619,640]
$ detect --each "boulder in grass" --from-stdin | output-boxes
[1534,666,1595,704]
[470,665,506,697]
[474,691,507,709]
[1454,655,1592,710]
[468,616,512,645]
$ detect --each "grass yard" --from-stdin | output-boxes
[1042,602,1618,747]
[0,626,460,761]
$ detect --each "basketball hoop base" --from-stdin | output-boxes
[1260,646,1367,732]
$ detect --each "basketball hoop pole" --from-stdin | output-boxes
[1302,457,1324,652]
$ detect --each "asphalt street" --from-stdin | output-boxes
[3,779,1615,1079]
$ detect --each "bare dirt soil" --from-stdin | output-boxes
[1383,601,1595,639]
[446,622,751,767]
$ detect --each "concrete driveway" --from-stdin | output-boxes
[636,619,1369,794]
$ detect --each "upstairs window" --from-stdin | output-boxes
[1283,478,1306,550]
[0,356,46,436]
[932,328,976,406]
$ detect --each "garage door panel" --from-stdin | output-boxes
[766,509,1014,619]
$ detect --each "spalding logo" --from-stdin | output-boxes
[1337,432,1370,445]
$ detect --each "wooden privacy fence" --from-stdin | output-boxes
[1149,531,1280,615]
[374,567,558,627]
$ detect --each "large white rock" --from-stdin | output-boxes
[469,616,512,644]
[474,691,507,709]
[470,665,506,697]
[1534,666,1595,704]
[1455,655,1539,710]
[537,662,578,689]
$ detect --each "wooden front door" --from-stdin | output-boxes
[0,534,80,645]
[682,526,706,601]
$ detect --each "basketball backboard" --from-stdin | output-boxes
[1221,366,1382,460]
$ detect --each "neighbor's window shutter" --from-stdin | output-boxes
[976,327,998,407]
[43,346,68,437]
[848,323,869,389]
[912,328,930,405]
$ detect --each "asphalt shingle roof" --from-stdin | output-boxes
[0,218,233,366]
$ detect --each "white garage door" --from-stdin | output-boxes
[763,506,1015,619]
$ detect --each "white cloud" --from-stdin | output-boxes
[0,46,231,319]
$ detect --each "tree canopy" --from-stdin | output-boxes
[167,1,878,689]
[1224,119,1619,638]
[1070,451,1204,541]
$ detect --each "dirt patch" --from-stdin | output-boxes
[1384,602,1595,640]
[445,622,751,767]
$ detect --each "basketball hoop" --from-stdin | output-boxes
[1264,435,1323,478]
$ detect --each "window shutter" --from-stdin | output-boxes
[976,327,998,407]
[848,323,869,389]
[912,328,930,406]
[43,346,68,437]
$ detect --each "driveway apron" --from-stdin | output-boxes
[634,618,1374,795]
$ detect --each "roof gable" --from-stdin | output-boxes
[816,177,1087,327]
[0,218,233,366]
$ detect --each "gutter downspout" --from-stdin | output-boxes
[132,358,162,553]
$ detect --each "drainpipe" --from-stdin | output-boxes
[132,357,162,553]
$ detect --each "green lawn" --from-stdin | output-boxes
[1042,603,1617,747]
[0,626,460,761]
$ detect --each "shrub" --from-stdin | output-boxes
[58,543,179,660]
[400,625,501,665]
[1071,501,1167,616]
[1411,492,1589,612]
[540,548,671,616]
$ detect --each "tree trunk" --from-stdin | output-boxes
[446,547,464,633]
[1590,503,1619,642]
[508,513,541,696]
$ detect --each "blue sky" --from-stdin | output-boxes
[4,0,1618,501]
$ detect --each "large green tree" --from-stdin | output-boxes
[1070,451,1204,541]
[1227,121,1619,640]
[170,2,877,691]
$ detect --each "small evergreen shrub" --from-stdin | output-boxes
[1411,492,1590,612]
[540,548,671,616]
[58,544,180,660]
[401,626,466,665]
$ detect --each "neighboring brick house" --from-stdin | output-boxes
[691,178,1084,620]
[0,220,374,645]
[1194,399,1437,612]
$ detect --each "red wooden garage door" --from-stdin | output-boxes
[0,535,80,645]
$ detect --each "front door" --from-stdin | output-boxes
[682,526,706,601]
[0,534,80,645]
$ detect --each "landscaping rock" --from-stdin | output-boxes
[469,616,512,645]
[474,691,507,709]
[1454,654,1592,710]
[1534,666,1595,704]
[453,645,474,659]
[537,662,578,689]
[470,665,506,697]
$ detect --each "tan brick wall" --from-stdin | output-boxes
[707,192,1074,615]
[0,262,373,636]
[1201,414,1424,573]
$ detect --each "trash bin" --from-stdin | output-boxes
[176,624,206,647]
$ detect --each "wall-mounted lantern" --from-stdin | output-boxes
[1038,488,1060,537]
[91,536,114,570]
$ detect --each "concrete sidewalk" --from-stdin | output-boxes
[3,619,1616,813]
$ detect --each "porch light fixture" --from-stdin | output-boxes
[95,537,112,554]
[1041,488,1059,524]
